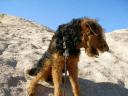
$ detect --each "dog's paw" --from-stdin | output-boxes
[28,93,35,96]
[27,87,36,96]
[27,91,35,96]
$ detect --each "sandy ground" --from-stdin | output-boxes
[0,14,128,96]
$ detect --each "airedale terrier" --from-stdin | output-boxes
[27,17,109,96]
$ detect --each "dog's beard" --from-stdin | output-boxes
[86,47,99,57]
[85,40,99,57]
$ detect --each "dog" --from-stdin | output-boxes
[27,17,109,96]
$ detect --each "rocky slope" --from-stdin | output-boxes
[0,14,54,96]
[0,14,128,96]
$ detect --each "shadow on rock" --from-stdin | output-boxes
[33,77,128,96]
[79,78,128,96]
[34,84,53,96]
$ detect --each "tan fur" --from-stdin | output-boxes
[80,18,109,56]
[27,53,80,96]
[67,56,80,96]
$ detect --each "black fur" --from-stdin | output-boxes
[55,19,82,55]
[27,18,83,76]
[27,51,51,76]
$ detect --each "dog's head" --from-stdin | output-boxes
[55,17,109,56]
[80,18,109,57]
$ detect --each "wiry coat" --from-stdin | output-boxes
[27,18,82,76]
[27,17,109,96]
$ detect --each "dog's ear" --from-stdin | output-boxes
[85,35,99,57]
[55,25,66,53]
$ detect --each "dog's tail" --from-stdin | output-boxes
[27,51,51,76]
[27,54,45,76]
[27,67,39,76]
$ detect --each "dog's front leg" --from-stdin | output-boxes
[52,53,64,96]
[52,66,63,96]
[68,56,80,96]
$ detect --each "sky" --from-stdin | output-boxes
[0,0,128,32]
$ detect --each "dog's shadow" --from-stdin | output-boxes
[34,77,128,96]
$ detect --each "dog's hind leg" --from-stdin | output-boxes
[52,53,64,96]
[27,59,52,96]
[67,56,80,96]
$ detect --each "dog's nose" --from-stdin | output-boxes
[103,43,109,52]
[105,45,109,52]
[104,46,109,51]
[107,44,109,51]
